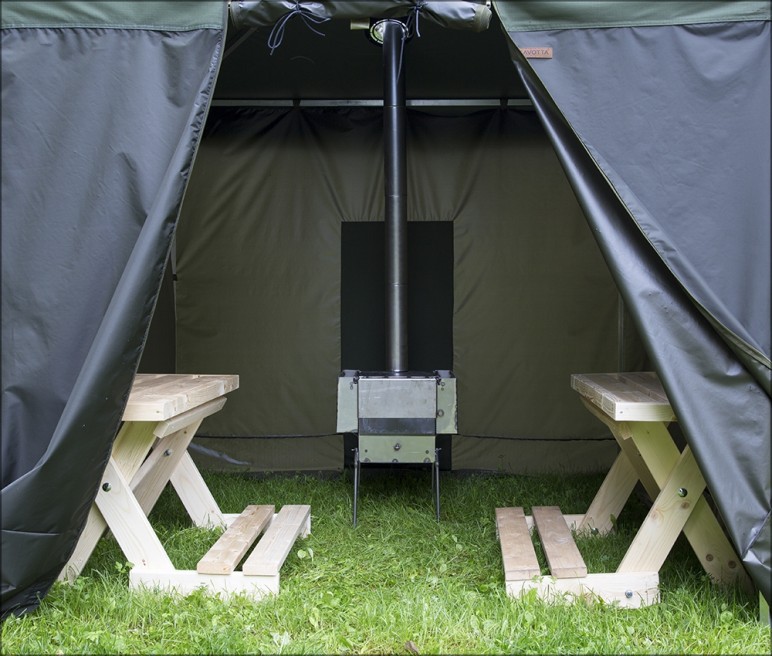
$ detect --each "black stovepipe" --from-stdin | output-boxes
[383,20,408,374]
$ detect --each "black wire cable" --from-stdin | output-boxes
[267,1,330,55]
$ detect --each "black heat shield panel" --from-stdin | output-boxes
[341,222,453,374]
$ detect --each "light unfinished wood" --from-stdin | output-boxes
[132,425,202,517]
[243,505,311,576]
[618,446,705,572]
[571,372,675,422]
[123,374,238,421]
[197,505,274,575]
[625,423,751,590]
[506,571,660,608]
[578,450,639,535]
[573,371,751,593]
[170,452,228,528]
[59,504,110,582]
[678,497,750,589]
[60,372,310,602]
[60,373,247,591]
[131,568,279,598]
[532,506,587,579]
[95,458,174,570]
[592,409,662,497]
[524,513,585,532]
[153,396,226,438]
[626,420,682,488]
[496,508,540,581]
[58,421,158,581]
[111,420,164,475]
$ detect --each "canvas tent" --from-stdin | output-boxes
[1,0,769,618]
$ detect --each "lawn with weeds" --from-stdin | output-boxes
[2,470,768,654]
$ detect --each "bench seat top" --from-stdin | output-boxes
[123,374,239,422]
[571,372,675,422]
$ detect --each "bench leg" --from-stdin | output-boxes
[170,452,227,529]
[618,446,705,573]
[579,451,639,534]
[131,425,199,518]
[96,458,174,571]
[59,421,158,581]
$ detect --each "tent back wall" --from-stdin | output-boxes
[175,107,645,457]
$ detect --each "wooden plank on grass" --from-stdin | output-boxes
[532,506,587,579]
[197,505,274,575]
[242,505,311,576]
[496,507,540,581]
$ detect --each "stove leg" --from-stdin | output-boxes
[434,447,441,521]
[353,447,360,527]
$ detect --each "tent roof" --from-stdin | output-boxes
[215,12,528,103]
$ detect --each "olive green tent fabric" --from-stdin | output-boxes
[188,433,619,474]
[494,0,768,31]
[175,107,644,461]
[0,0,223,29]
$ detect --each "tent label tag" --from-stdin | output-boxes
[520,47,553,59]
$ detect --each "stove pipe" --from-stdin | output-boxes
[382,20,409,374]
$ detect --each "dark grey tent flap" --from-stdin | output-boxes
[494,0,771,602]
[230,0,492,32]
[1,0,226,618]
[175,106,644,469]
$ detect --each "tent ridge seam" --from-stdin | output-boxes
[1,24,223,31]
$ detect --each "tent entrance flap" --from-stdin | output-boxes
[495,1,770,603]
[1,0,227,619]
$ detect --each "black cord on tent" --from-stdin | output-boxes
[267,1,330,55]
[396,21,409,80]
[405,1,426,39]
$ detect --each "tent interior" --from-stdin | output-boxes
[139,11,649,475]
[3,0,768,619]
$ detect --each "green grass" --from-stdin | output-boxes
[2,470,769,654]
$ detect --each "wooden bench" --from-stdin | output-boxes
[59,374,311,599]
[496,372,750,608]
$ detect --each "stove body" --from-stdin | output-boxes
[337,369,457,524]
[337,370,457,464]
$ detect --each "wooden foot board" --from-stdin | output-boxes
[197,505,274,575]
[532,506,587,579]
[496,506,659,608]
[243,504,312,575]
[130,504,311,598]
